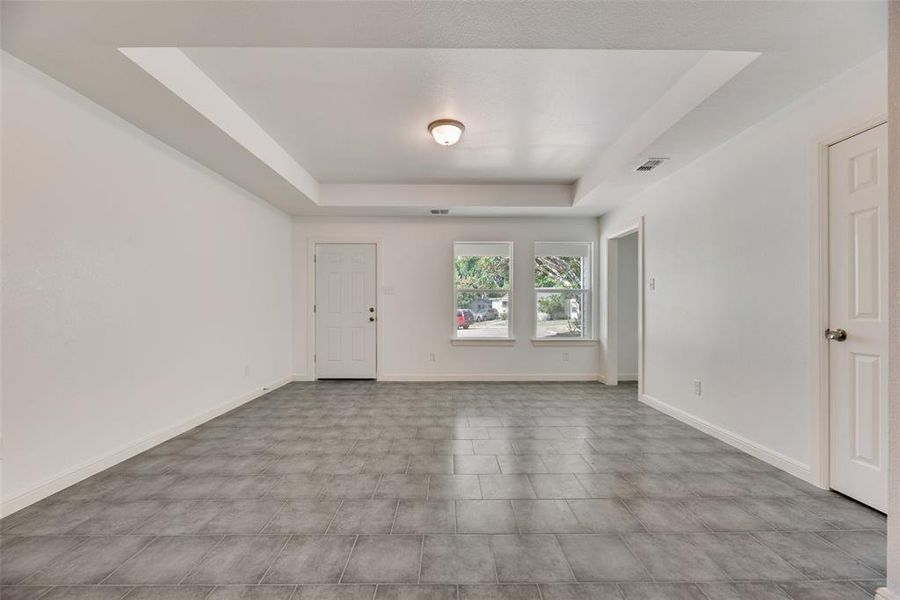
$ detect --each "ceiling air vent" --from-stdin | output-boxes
[430,209,450,215]
[635,158,669,172]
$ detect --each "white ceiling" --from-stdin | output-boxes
[183,48,705,184]
[1,1,888,217]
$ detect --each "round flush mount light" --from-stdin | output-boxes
[428,119,465,146]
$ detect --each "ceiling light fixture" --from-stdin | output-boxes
[428,119,465,146]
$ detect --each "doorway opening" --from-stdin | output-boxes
[605,219,643,395]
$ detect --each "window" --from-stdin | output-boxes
[534,242,592,339]
[453,242,512,339]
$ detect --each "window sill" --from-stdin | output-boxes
[451,338,516,346]
[530,337,598,346]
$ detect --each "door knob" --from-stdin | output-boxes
[369,316,376,322]
[825,328,847,342]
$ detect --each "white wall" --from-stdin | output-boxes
[1,54,294,515]
[615,233,639,380]
[598,52,887,484]
[293,217,602,380]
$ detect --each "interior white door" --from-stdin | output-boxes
[315,243,377,379]
[828,123,888,512]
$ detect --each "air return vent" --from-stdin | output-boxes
[635,158,669,172]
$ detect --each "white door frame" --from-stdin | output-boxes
[605,217,644,397]
[809,115,887,490]
[306,238,383,380]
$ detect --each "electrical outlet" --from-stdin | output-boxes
[429,353,436,362]
[562,352,570,362]
[693,379,702,396]
[244,365,251,377]
[649,277,656,291]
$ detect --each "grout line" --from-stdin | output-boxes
[337,534,360,584]
[256,534,294,585]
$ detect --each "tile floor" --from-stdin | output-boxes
[0,381,887,600]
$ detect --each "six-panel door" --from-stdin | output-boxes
[315,243,377,379]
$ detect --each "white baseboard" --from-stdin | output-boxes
[378,373,605,382]
[876,588,900,600]
[0,375,293,518]
[640,393,814,484]
[293,374,315,382]
[617,373,639,381]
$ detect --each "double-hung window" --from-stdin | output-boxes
[453,242,512,339]
[534,242,592,339]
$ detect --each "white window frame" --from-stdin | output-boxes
[452,241,514,341]
[533,241,593,341]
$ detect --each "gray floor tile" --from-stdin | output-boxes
[511,500,584,533]
[328,500,398,534]
[392,501,454,534]
[375,476,428,500]
[68,502,163,535]
[817,529,887,573]
[200,500,285,534]
[734,498,830,531]
[527,475,589,499]
[698,582,790,600]
[420,535,495,583]
[683,499,773,532]
[40,587,133,600]
[428,475,481,500]
[207,585,297,599]
[122,587,214,600]
[623,499,706,533]
[556,534,648,581]
[688,533,804,581]
[622,534,729,582]
[267,475,330,499]
[104,535,222,584]
[409,456,454,475]
[454,456,501,475]
[538,583,622,599]
[1,536,87,584]
[291,585,375,600]
[618,583,708,599]
[263,500,341,534]
[479,475,536,499]
[490,535,574,583]
[373,585,457,600]
[321,475,381,499]
[262,535,356,584]
[753,531,881,579]
[566,499,644,533]
[0,586,52,600]
[575,474,637,498]
[539,456,593,474]
[26,535,152,584]
[778,581,871,600]
[183,534,289,584]
[341,535,423,584]
[497,456,547,474]
[456,501,517,534]
[461,584,542,600]
[133,501,224,534]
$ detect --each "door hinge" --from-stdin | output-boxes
[313,304,316,313]
[313,354,317,363]
[313,254,317,263]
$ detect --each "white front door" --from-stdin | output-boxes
[315,243,377,379]
[828,123,888,511]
